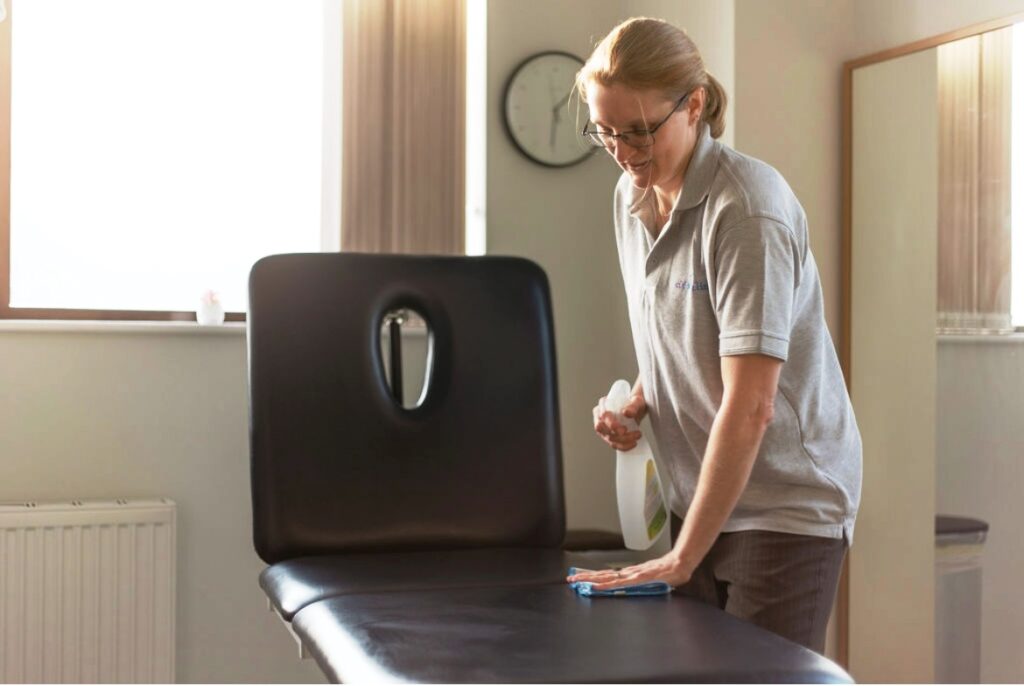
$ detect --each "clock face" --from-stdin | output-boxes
[503,51,596,168]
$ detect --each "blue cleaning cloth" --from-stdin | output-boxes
[567,566,673,597]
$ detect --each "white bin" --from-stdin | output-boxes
[935,515,988,684]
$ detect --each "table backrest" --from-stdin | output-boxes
[247,253,566,563]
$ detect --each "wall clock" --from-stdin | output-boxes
[502,51,596,168]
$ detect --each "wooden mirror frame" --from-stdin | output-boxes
[839,9,1024,671]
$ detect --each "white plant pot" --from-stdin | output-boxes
[196,300,225,325]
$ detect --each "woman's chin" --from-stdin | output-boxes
[627,163,653,186]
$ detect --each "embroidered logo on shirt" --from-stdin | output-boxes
[674,278,709,292]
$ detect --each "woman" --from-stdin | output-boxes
[565,17,862,655]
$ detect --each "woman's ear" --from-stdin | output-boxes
[688,87,706,126]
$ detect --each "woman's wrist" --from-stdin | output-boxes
[660,546,698,586]
[670,535,702,578]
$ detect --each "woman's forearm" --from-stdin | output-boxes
[670,395,772,574]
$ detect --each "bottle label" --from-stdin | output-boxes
[644,459,667,540]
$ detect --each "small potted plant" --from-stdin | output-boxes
[197,289,225,325]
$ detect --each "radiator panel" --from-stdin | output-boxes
[0,500,176,683]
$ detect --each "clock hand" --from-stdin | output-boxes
[552,90,571,115]
[547,75,560,110]
[551,102,564,152]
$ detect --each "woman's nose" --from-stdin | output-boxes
[611,140,634,165]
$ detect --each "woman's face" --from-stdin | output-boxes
[586,82,703,191]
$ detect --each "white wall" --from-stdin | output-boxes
[0,326,325,683]
[936,339,1024,683]
[851,0,1024,57]
[849,48,939,682]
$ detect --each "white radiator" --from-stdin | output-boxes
[0,499,176,683]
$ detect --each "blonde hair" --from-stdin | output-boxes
[575,17,727,139]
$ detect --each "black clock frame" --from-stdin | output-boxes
[501,50,598,169]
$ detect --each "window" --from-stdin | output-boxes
[1013,22,1024,328]
[936,26,1024,333]
[465,0,486,256]
[1,0,342,320]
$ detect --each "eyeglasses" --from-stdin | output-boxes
[582,92,691,150]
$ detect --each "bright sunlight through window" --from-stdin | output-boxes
[9,0,329,314]
[1013,22,1024,327]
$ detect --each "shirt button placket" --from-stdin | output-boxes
[644,268,659,309]
[643,270,659,357]
[640,271,660,407]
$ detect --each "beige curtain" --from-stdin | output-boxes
[341,0,466,255]
[937,28,1012,331]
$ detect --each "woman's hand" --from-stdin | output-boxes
[566,551,693,591]
[593,387,648,451]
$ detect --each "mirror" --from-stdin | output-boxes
[844,16,1022,683]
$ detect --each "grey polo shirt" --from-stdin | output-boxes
[613,123,862,544]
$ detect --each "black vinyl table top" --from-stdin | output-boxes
[290,583,853,684]
[260,547,594,620]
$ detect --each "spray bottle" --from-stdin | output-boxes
[605,379,669,550]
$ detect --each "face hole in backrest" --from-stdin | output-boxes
[379,307,433,410]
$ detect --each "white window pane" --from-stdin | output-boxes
[9,0,324,313]
[464,0,486,256]
[1013,23,1024,327]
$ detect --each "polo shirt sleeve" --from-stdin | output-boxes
[712,216,802,361]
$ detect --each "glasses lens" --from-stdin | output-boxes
[585,130,655,150]
[620,131,654,148]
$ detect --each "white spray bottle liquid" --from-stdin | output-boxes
[605,379,669,551]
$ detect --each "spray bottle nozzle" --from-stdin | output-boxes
[605,379,633,416]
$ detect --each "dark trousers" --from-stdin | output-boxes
[669,514,846,655]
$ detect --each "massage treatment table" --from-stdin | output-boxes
[247,253,853,683]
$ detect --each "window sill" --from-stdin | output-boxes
[0,320,247,335]
[937,332,1024,344]
[0,320,428,338]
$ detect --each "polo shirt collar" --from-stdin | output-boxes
[628,122,721,226]
[676,122,720,210]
